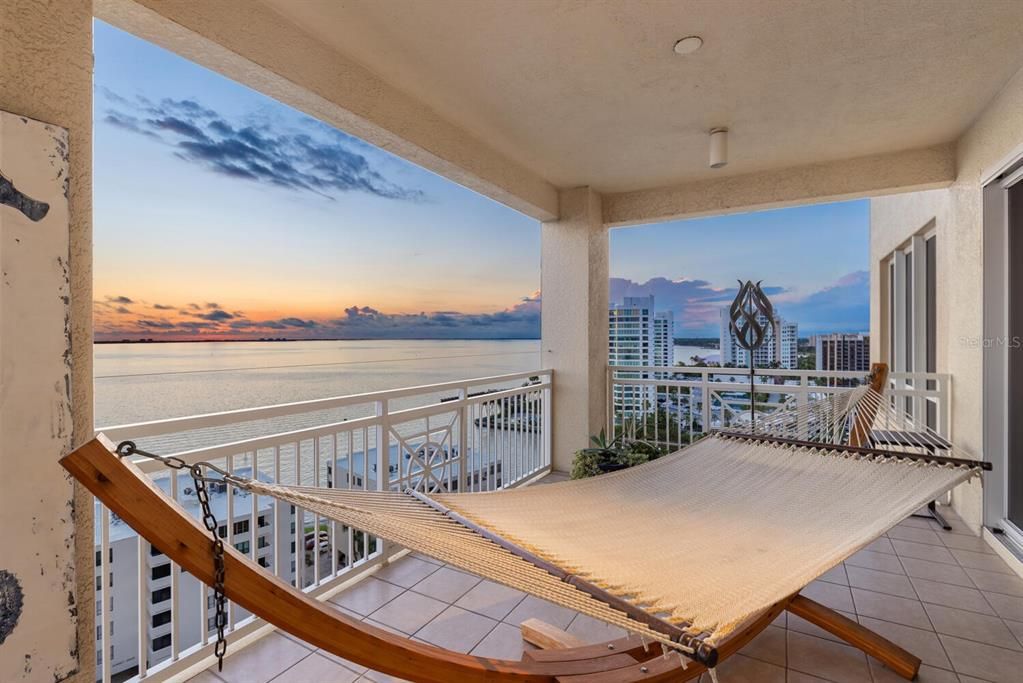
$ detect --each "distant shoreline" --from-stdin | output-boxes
[94,337,542,344]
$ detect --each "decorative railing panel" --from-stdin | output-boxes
[92,370,551,682]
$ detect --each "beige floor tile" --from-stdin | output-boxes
[867,661,958,683]
[786,631,872,683]
[865,537,897,555]
[950,548,1015,575]
[711,653,786,682]
[846,565,917,599]
[455,579,526,620]
[187,672,224,683]
[270,652,361,683]
[899,556,973,586]
[414,605,499,653]
[470,622,532,660]
[887,525,945,546]
[329,576,405,616]
[565,612,627,643]
[851,588,931,629]
[503,595,577,629]
[855,616,950,668]
[983,591,1023,621]
[923,603,1021,650]
[1005,617,1023,644]
[939,532,995,554]
[374,556,441,588]
[965,566,1023,596]
[818,564,849,586]
[215,633,311,683]
[738,623,786,666]
[800,580,855,612]
[891,539,957,565]
[896,516,943,531]
[845,549,905,575]
[786,672,830,683]
[409,565,481,603]
[367,590,448,635]
[910,577,996,614]
[359,669,413,683]
[315,648,368,675]
[939,633,1023,683]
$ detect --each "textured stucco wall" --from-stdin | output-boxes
[541,188,608,471]
[870,65,1023,531]
[95,0,559,222]
[0,1,94,681]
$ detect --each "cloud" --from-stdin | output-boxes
[93,293,540,340]
[97,89,423,201]
[152,303,174,310]
[107,295,134,304]
[610,273,867,336]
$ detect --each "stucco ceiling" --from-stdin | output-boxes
[258,0,1023,193]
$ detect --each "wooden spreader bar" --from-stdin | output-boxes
[716,430,993,471]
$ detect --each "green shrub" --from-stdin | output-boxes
[570,429,665,479]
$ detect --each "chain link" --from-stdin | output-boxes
[193,468,229,670]
[116,441,235,670]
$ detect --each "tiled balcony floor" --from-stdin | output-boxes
[191,505,1023,683]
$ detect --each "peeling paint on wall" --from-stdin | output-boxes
[0,570,24,644]
[0,110,75,681]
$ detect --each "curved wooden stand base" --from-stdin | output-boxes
[63,437,921,682]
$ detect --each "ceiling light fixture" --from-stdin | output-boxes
[673,36,703,56]
[709,128,728,169]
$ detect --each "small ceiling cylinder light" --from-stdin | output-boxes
[709,127,728,169]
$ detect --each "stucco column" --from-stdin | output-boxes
[0,2,93,681]
[541,187,608,472]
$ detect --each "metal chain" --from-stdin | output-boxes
[115,441,244,671]
[193,470,229,671]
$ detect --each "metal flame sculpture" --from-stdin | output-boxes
[728,280,774,430]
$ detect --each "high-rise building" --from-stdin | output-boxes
[815,333,870,371]
[719,308,799,369]
[609,296,673,415]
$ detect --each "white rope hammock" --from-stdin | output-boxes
[247,428,981,654]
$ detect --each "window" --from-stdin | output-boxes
[152,634,172,651]
[217,525,227,539]
[95,548,113,566]
[258,556,270,568]
[233,520,249,536]
[258,535,270,549]
[234,540,250,554]
[258,515,269,528]
[151,564,171,580]
[152,610,171,628]
[150,545,164,557]
[883,227,939,428]
[151,587,171,604]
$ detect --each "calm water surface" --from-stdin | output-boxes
[95,339,541,427]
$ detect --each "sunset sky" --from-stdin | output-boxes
[94,21,868,341]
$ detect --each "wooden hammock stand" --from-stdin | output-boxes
[63,427,924,681]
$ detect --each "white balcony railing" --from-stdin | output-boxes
[92,370,551,683]
[607,365,950,452]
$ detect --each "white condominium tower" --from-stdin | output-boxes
[609,296,674,414]
[719,307,799,369]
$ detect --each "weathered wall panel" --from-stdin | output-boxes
[0,112,75,679]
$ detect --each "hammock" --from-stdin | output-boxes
[250,431,980,653]
[64,364,990,682]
